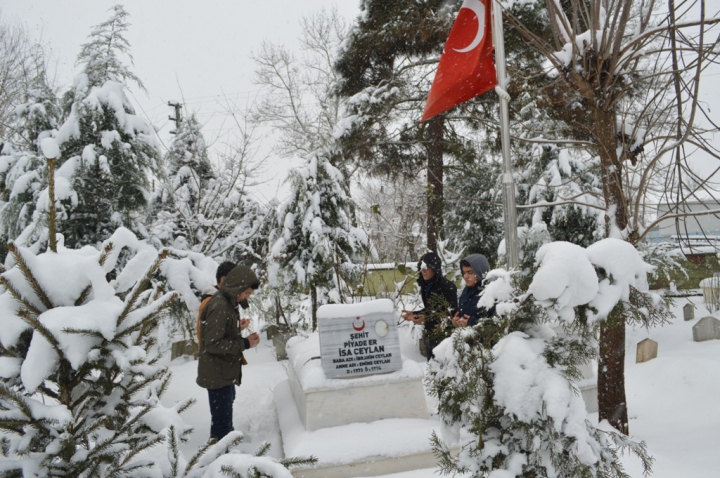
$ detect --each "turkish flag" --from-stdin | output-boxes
[421,0,497,122]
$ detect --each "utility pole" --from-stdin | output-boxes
[168,101,183,134]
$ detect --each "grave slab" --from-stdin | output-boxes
[636,338,658,363]
[275,380,439,478]
[285,333,428,431]
[693,316,720,342]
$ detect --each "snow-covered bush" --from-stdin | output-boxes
[0,227,314,477]
[428,237,672,477]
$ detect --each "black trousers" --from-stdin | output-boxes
[208,384,235,440]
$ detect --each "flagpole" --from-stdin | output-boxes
[492,0,519,269]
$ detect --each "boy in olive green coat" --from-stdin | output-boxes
[197,264,260,440]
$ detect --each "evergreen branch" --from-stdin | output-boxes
[17,309,63,357]
[0,276,42,316]
[0,382,39,434]
[7,242,53,310]
[74,285,92,307]
[61,328,104,339]
[253,441,271,457]
[99,242,114,267]
[183,437,217,474]
[111,434,165,475]
[116,249,169,327]
[279,454,319,469]
[0,342,17,358]
[114,292,178,342]
[167,425,181,478]
[175,397,195,415]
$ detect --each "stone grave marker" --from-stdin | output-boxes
[318,299,402,379]
[683,303,694,321]
[171,339,196,360]
[692,316,720,342]
[636,338,658,363]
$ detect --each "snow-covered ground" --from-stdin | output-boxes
[161,295,720,478]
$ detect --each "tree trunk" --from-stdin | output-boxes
[425,115,444,252]
[594,107,630,434]
[311,285,318,331]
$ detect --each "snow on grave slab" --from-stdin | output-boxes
[274,380,439,478]
[284,331,428,431]
[273,299,439,477]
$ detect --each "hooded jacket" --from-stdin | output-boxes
[415,252,458,354]
[196,265,260,390]
[458,253,493,327]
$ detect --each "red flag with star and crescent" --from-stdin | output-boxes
[421,0,497,122]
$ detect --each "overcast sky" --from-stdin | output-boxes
[1,0,362,201]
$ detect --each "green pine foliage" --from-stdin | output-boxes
[0,66,62,252]
[444,158,504,264]
[0,238,185,476]
[270,149,367,328]
[56,5,159,248]
[426,233,661,477]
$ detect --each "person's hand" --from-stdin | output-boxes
[247,332,260,348]
[452,313,470,327]
[401,310,415,322]
[240,318,251,330]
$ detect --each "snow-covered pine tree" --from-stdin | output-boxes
[151,112,215,251]
[334,0,467,252]
[427,232,671,477]
[444,155,504,264]
[150,111,273,268]
[270,149,367,329]
[54,5,159,248]
[0,233,315,477]
[0,65,62,255]
[0,146,315,476]
[0,230,189,476]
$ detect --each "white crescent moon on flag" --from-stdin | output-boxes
[453,0,486,53]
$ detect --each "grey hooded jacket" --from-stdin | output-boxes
[196,265,259,390]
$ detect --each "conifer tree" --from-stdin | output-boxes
[151,113,215,251]
[150,112,272,267]
[427,230,670,477]
[444,156,503,264]
[270,149,368,329]
[55,5,159,248]
[334,0,466,251]
[0,64,63,254]
[0,206,314,477]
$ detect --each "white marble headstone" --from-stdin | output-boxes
[317,299,403,379]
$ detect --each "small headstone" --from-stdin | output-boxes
[692,316,720,342]
[273,331,293,360]
[636,338,658,363]
[683,303,695,321]
[171,339,196,360]
[266,324,280,340]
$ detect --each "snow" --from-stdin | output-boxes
[151,295,720,477]
[40,138,60,159]
[316,298,395,319]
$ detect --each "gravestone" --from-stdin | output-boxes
[265,324,279,340]
[273,331,293,360]
[170,339,196,360]
[683,303,695,321]
[692,316,720,342]
[274,299,437,477]
[318,300,402,379]
[636,338,658,363]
